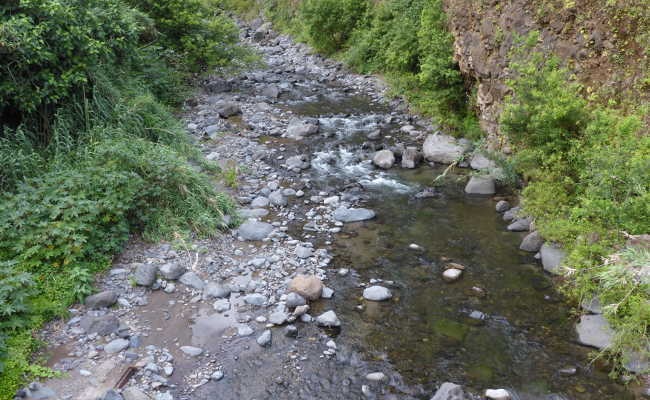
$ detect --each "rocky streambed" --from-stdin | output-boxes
[18,21,646,400]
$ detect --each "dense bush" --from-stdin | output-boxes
[299,0,367,54]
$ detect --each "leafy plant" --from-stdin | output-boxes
[299,0,367,54]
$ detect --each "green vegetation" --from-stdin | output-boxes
[501,32,649,374]
[0,0,245,396]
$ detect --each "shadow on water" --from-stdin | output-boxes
[283,92,634,399]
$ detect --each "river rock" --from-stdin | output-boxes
[251,196,270,208]
[80,314,119,336]
[507,217,532,232]
[485,389,511,400]
[503,207,520,222]
[581,296,602,314]
[422,134,468,164]
[464,176,495,195]
[576,314,614,349]
[101,389,124,400]
[105,338,130,354]
[622,347,649,373]
[363,286,392,301]
[244,293,267,306]
[295,245,313,259]
[288,274,323,300]
[430,382,466,400]
[85,291,118,309]
[238,208,269,218]
[333,207,376,222]
[237,220,274,241]
[262,85,280,99]
[469,153,496,170]
[286,292,307,308]
[366,372,386,382]
[372,150,395,169]
[24,383,57,400]
[286,154,310,170]
[204,282,231,299]
[442,268,463,282]
[122,387,149,400]
[159,263,186,280]
[269,311,289,325]
[269,190,287,206]
[495,200,511,213]
[284,325,298,337]
[540,243,567,275]
[180,346,203,357]
[134,264,157,286]
[286,118,319,139]
[315,310,341,327]
[179,271,205,290]
[520,231,544,252]
[401,146,421,169]
[257,329,272,347]
[204,78,232,94]
[215,102,241,118]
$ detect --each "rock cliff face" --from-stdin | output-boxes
[442,0,648,148]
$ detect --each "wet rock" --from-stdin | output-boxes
[372,149,395,169]
[295,246,313,259]
[503,207,520,222]
[321,286,334,299]
[286,118,319,139]
[363,286,392,301]
[422,134,468,164]
[237,220,274,241]
[401,146,421,169]
[85,291,118,309]
[288,274,323,300]
[485,389,511,400]
[581,296,603,314]
[105,338,130,354]
[622,347,649,373]
[211,370,224,381]
[269,310,289,325]
[293,305,310,317]
[286,292,307,308]
[180,346,203,357]
[257,329,272,347]
[80,314,119,336]
[495,200,511,213]
[430,382,466,400]
[179,271,205,290]
[244,293,267,306]
[269,190,287,206]
[333,207,376,222]
[134,263,158,286]
[159,263,186,280]
[315,310,341,327]
[251,196,270,208]
[507,217,532,232]
[204,282,231,299]
[559,367,577,376]
[442,268,463,282]
[284,324,298,337]
[122,387,149,400]
[464,176,495,195]
[215,102,241,118]
[576,314,614,349]
[366,372,386,382]
[520,231,544,252]
[540,243,567,275]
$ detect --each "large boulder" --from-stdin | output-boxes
[372,150,395,169]
[576,314,614,349]
[288,274,323,300]
[519,231,544,252]
[133,263,157,287]
[80,314,119,336]
[215,102,242,118]
[333,207,376,223]
[237,220,274,241]
[159,263,186,280]
[401,146,421,169]
[540,243,567,275]
[286,118,319,139]
[422,134,469,164]
[507,216,532,232]
[431,382,466,400]
[85,291,118,309]
[464,176,495,195]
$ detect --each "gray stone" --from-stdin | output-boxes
[286,292,307,308]
[295,246,313,259]
[285,154,310,170]
[520,231,544,252]
[442,268,463,282]
[503,207,520,222]
[213,299,231,313]
[159,263,186,280]
[262,85,280,99]
[507,217,532,232]
[372,150,395,169]
[284,324,298,337]
[495,200,511,213]
[105,338,130,354]
[366,372,386,382]
[122,387,150,400]
[485,389,511,400]
[85,291,118,309]
[315,310,341,327]
[401,146,421,169]
[205,78,232,94]
[464,176,495,195]
[469,153,497,170]
[237,325,254,336]
[204,282,231,299]
[363,286,392,301]
[251,196,270,208]
[215,102,241,118]
[134,264,158,287]
[24,382,56,400]
[179,271,205,290]
[321,287,334,299]
[257,329,272,347]
[238,208,269,218]
[244,293,267,306]
[622,347,649,374]
[581,296,603,314]
[101,389,124,400]
[286,118,319,139]
[422,134,468,164]
[269,190,287,206]
[576,314,614,349]
[333,207,376,223]
[430,382,466,400]
[269,311,289,325]
[211,370,224,381]
[540,243,567,275]
[237,221,274,241]
[80,314,119,336]
[155,392,173,400]
[180,346,203,357]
